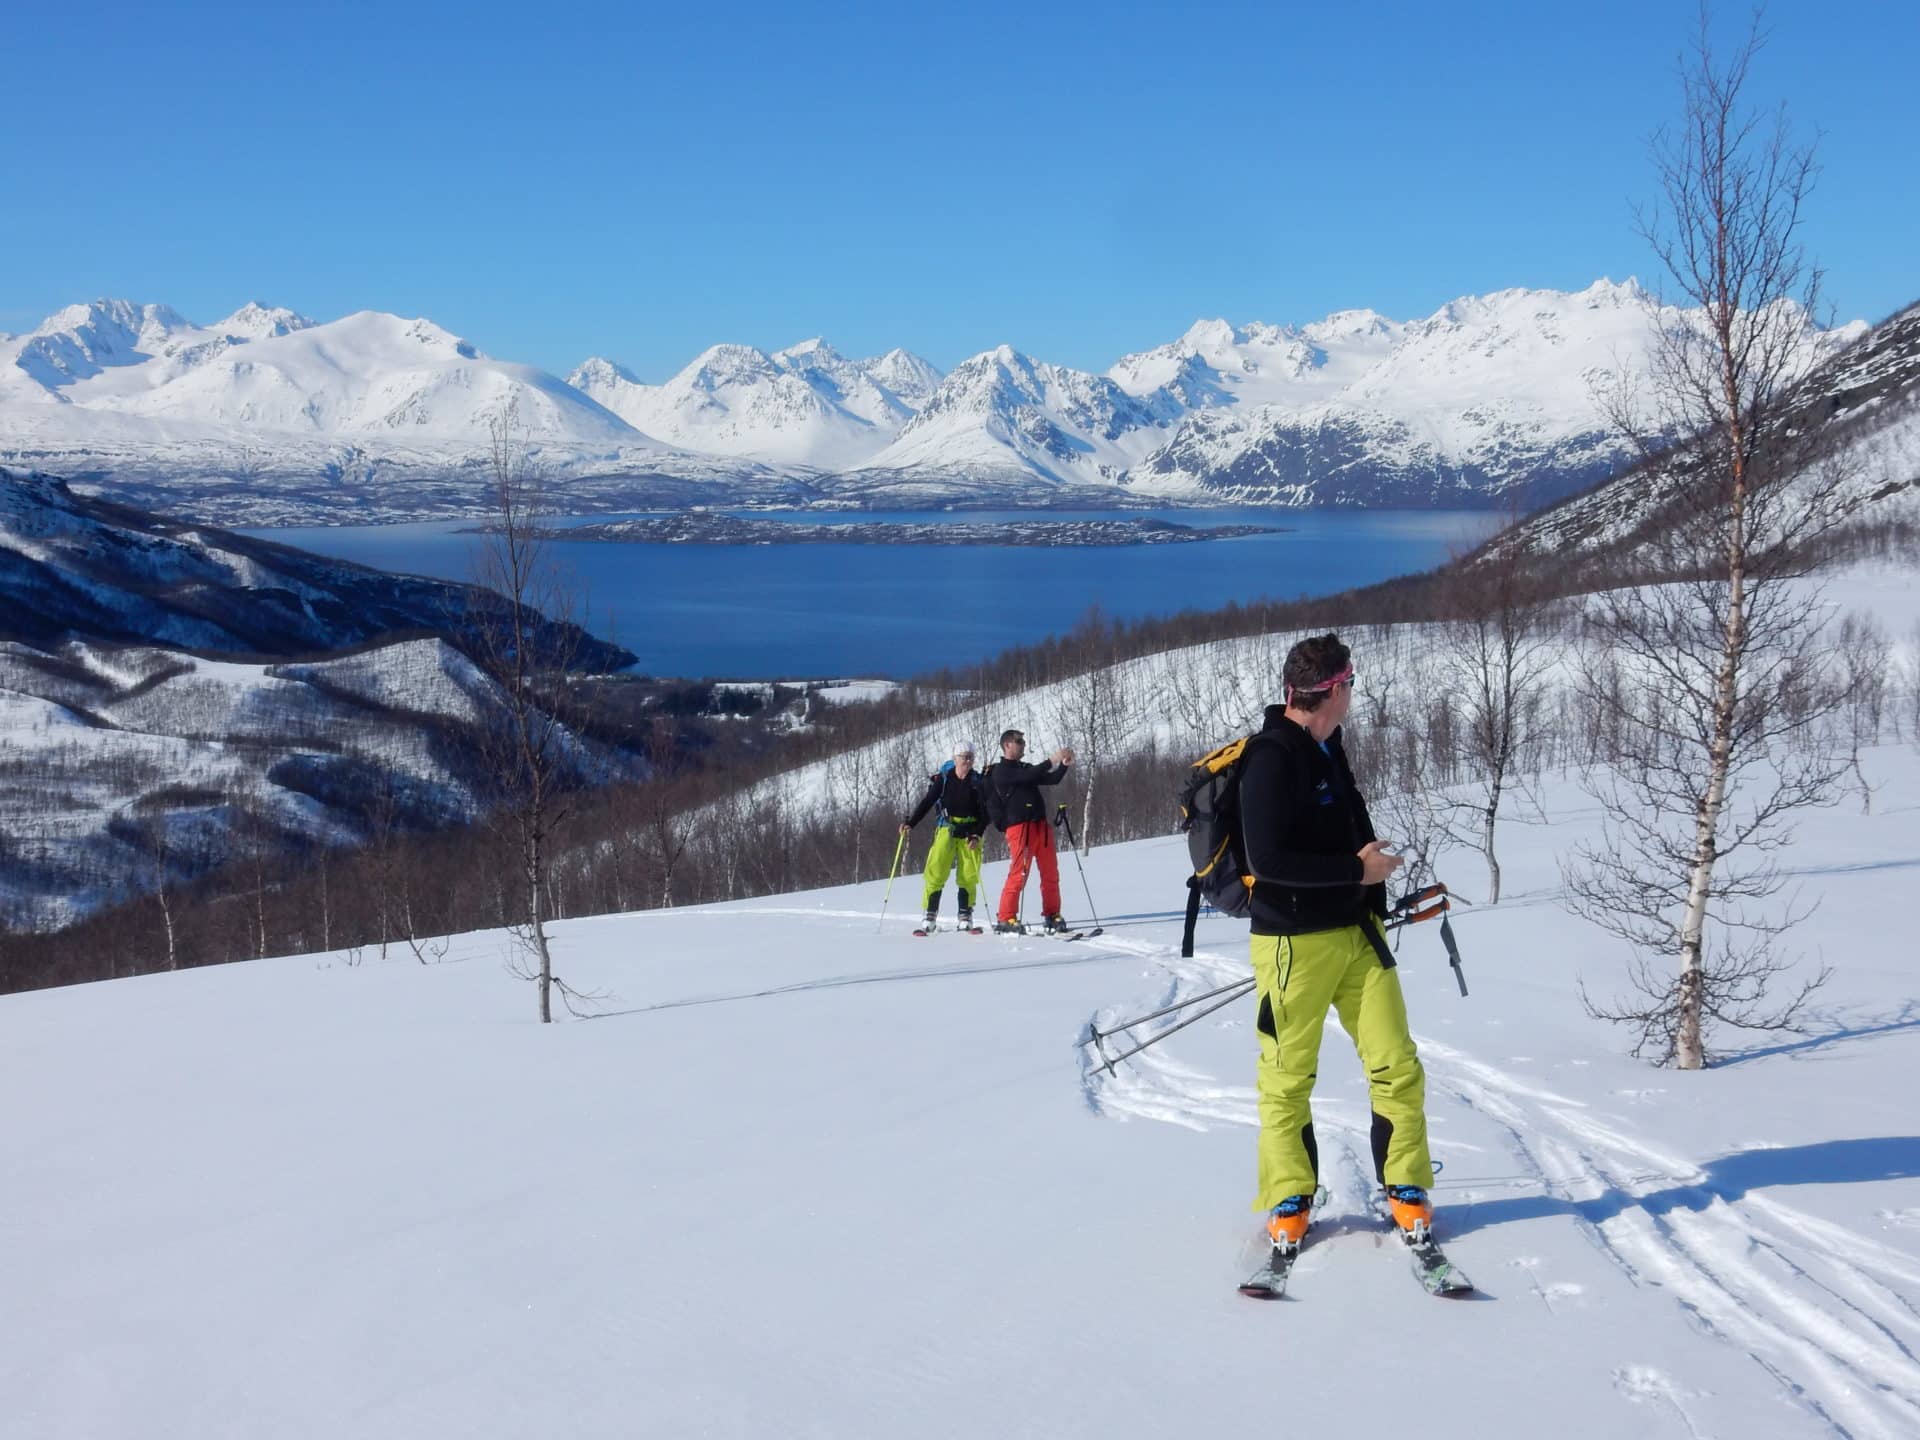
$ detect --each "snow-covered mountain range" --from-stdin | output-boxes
[569,340,940,470]
[0,284,1869,522]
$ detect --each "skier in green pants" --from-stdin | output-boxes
[1239,633,1436,1256]
[900,741,988,932]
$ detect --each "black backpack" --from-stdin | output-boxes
[1176,734,1265,957]
[979,762,1012,833]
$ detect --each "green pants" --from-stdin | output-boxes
[1250,922,1434,1211]
[922,825,982,911]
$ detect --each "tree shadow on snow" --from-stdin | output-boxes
[1441,1135,1920,1239]
[1713,1000,1920,1067]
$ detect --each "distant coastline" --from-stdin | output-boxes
[490,514,1286,547]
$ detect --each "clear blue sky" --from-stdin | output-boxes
[3,1,1914,379]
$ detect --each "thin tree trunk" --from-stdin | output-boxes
[530,833,552,1024]
[157,886,177,971]
[1482,775,1504,905]
[1676,336,1752,1069]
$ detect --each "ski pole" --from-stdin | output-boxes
[1089,981,1254,1073]
[1440,912,1469,997]
[1089,974,1257,1044]
[1054,804,1103,931]
[876,830,908,933]
[1381,881,1470,995]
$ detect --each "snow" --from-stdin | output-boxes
[774,677,901,705]
[3,730,1918,1437]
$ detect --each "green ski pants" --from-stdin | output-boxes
[922,825,982,912]
[1250,921,1434,1211]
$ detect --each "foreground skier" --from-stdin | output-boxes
[1236,633,1467,1297]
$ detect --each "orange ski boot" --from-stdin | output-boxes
[1265,1193,1313,1252]
[1385,1184,1434,1244]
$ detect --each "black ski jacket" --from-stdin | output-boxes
[1239,715,1387,938]
[988,757,1069,827]
[905,767,989,840]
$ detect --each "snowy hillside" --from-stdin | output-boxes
[568,339,942,469]
[4,731,1916,1436]
[0,464,640,926]
[0,635,635,930]
[1498,299,1920,561]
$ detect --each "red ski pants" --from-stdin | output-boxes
[998,817,1062,922]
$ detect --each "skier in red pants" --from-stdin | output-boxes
[989,729,1074,933]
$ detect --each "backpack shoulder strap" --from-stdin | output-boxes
[1180,875,1203,959]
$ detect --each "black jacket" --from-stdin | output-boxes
[905,766,989,840]
[1239,715,1386,937]
[988,758,1069,827]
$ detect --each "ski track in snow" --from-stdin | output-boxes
[1421,1032,1920,1439]
[1083,945,1920,1440]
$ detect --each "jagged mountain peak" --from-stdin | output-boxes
[568,356,639,388]
[773,337,844,366]
[214,302,315,339]
[567,337,943,470]
[31,298,190,340]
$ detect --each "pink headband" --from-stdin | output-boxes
[1285,663,1354,705]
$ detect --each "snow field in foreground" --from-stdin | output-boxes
[3,736,1919,1438]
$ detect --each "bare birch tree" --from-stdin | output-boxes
[468,403,593,1022]
[1834,612,1888,812]
[1569,10,1851,1067]
[1045,612,1143,852]
[1448,545,1557,903]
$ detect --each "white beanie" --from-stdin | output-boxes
[952,740,975,757]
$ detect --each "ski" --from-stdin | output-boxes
[1064,927,1104,941]
[1370,1193,1474,1295]
[913,925,983,938]
[1400,1229,1474,1295]
[1239,1241,1304,1299]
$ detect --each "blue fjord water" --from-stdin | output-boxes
[244,508,1498,679]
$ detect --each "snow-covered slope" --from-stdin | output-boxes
[4,727,1916,1436]
[567,339,942,469]
[0,636,636,930]
[1495,299,1920,561]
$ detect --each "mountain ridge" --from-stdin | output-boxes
[0,283,1870,520]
